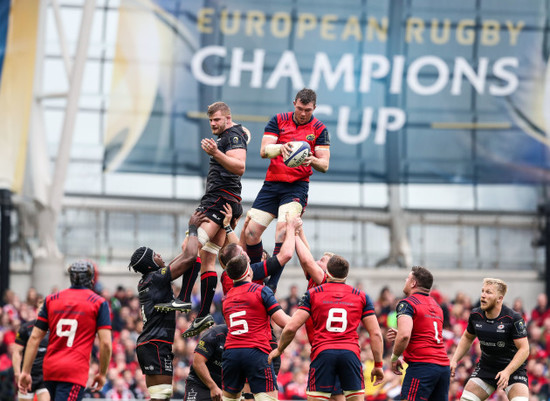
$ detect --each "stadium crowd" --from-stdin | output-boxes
[0,279,549,401]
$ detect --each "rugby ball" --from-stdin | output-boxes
[283,141,311,168]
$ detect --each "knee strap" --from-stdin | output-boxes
[277,202,302,222]
[148,384,173,399]
[248,208,275,227]
[203,241,221,255]
[460,390,481,401]
[253,393,279,401]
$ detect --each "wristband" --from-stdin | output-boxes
[374,361,383,368]
[224,225,233,235]
[188,225,198,237]
[391,353,399,362]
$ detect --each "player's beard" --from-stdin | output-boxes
[481,298,497,314]
[211,121,226,136]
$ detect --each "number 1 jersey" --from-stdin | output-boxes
[36,287,111,386]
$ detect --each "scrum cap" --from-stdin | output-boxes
[68,259,95,289]
[129,246,159,274]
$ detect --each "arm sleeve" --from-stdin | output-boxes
[315,125,330,146]
[227,129,247,150]
[512,314,528,339]
[395,300,414,318]
[35,298,49,331]
[362,293,376,318]
[261,286,282,316]
[297,291,312,315]
[251,257,281,281]
[264,115,280,136]
[194,331,216,359]
[97,301,112,329]
[15,324,29,346]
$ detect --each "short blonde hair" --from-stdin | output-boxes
[483,278,507,296]
[323,252,335,258]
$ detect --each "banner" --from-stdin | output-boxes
[0,0,39,192]
[105,0,550,184]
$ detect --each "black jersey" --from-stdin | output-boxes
[204,124,247,199]
[188,324,227,388]
[137,266,176,345]
[15,320,49,379]
[466,304,527,371]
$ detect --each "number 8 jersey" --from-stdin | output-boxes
[395,292,449,365]
[298,282,375,361]
[36,287,111,387]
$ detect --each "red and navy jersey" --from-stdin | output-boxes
[15,320,49,380]
[466,304,527,371]
[304,273,327,344]
[220,256,282,295]
[222,282,281,354]
[35,287,111,387]
[298,282,374,360]
[264,113,330,183]
[396,292,449,366]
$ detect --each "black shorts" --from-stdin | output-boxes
[30,375,46,393]
[136,341,174,376]
[198,193,243,227]
[184,379,212,401]
[470,363,529,389]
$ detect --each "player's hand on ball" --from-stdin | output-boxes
[281,143,293,159]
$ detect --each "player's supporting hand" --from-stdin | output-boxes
[371,366,384,386]
[221,203,233,227]
[201,138,218,156]
[210,385,223,401]
[90,373,107,392]
[450,359,458,378]
[189,210,208,227]
[268,348,281,365]
[495,369,511,390]
[391,358,404,376]
[386,327,397,342]
[18,372,32,395]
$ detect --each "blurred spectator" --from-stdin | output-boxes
[531,293,550,327]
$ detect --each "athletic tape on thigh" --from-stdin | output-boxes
[17,393,34,400]
[509,397,528,401]
[223,396,240,401]
[203,241,221,255]
[35,389,49,395]
[460,390,481,401]
[343,390,365,399]
[197,227,210,246]
[469,377,495,396]
[277,202,302,222]
[148,384,173,399]
[306,390,331,400]
[248,208,275,227]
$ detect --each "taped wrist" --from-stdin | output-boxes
[224,225,233,235]
[264,144,282,158]
[188,225,198,237]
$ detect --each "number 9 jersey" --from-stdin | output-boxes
[297,282,375,361]
[36,287,111,387]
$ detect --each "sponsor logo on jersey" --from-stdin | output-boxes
[497,341,505,347]
[145,365,154,371]
[476,324,482,328]
[187,388,198,401]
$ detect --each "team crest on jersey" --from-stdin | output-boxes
[161,267,167,275]
[396,302,407,315]
[306,134,315,141]
[497,324,504,329]
[197,340,207,352]
[514,320,527,335]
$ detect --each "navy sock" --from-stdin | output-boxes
[266,242,284,291]
[247,241,264,264]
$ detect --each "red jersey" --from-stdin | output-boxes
[298,282,374,360]
[36,287,111,386]
[220,257,281,295]
[264,112,330,182]
[304,274,327,344]
[396,293,449,366]
[222,282,281,354]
